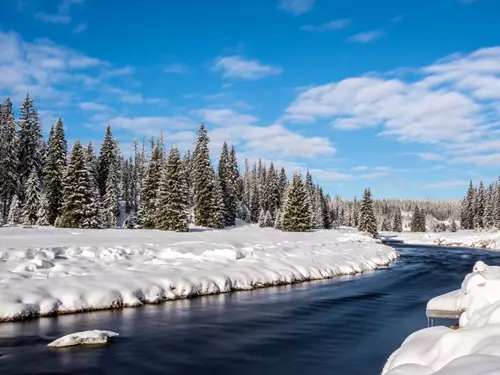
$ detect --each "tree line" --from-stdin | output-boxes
[0,95,382,234]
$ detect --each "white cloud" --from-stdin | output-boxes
[73,22,88,33]
[310,169,354,181]
[279,0,316,15]
[348,30,383,43]
[352,166,369,171]
[416,153,446,161]
[213,56,282,80]
[424,181,470,188]
[449,153,500,166]
[164,63,188,74]
[301,19,351,32]
[106,116,195,136]
[360,172,390,179]
[34,0,86,25]
[79,102,110,111]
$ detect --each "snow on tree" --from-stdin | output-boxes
[495,182,500,229]
[17,94,43,200]
[0,98,19,220]
[97,125,116,198]
[258,208,267,228]
[473,181,485,229]
[392,208,403,232]
[59,140,99,229]
[358,188,378,237]
[278,167,288,208]
[138,141,163,229]
[449,219,458,232]
[281,173,313,232]
[102,168,119,228]
[411,206,426,232]
[264,163,280,224]
[381,216,391,231]
[7,195,21,226]
[484,184,495,229]
[122,210,138,229]
[211,175,225,229]
[321,191,332,229]
[274,208,282,230]
[155,147,189,232]
[36,193,50,226]
[461,181,475,229]
[192,124,218,228]
[43,118,67,224]
[249,164,260,223]
[132,138,146,213]
[21,168,41,226]
[217,142,238,226]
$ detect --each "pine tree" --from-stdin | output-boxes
[411,206,426,232]
[97,125,116,198]
[17,94,42,200]
[281,173,313,232]
[59,140,99,228]
[392,208,403,232]
[102,168,118,228]
[495,181,500,229]
[321,191,332,229]
[274,208,282,230]
[278,167,288,208]
[0,98,19,220]
[249,168,260,223]
[461,181,475,229]
[138,142,163,229]
[43,118,67,224]
[381,216,391,231]
[21,169,41,226]
[474,181,485,229]
[217,142,238,226]
[36,193,50,226]
[155,147,189,232]
[484,184,495,229]
[358,188,378,237]
[192,124,219,228]
[7,195,21,226]
[258,208,267,228]
[211,175,225,229]
[450,219,458,232]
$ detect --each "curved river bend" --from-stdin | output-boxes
[1,244,500,375]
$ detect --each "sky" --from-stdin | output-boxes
[1,0,500,200]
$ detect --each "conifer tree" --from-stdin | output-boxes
[102,168,118,228]
[59,140,99,228]
[182,150,194,211]
[211,175,225,229]
[495,181,500,228]
[217,142,238,226]
[36,193,50,226]
[381,216,391,231]
[97,125,116,198]
[43,118,67,224]
[258,208,267,228]
[358,188,378,237]
[450,219,458,232]
[155,147,189,232]
[281,173,313,232]
[461,181,475,229]
[7,195,21,226]
[392,208,403,232]
[278,167,288,208]
[411,206,426,232]
[249,171,260,223]
[139,142,163,229]
[17,94,43,199]
[192,124,218,227]
[321,191,332,229]
[484,184,495,229]
[474,181,485,229]
[21,169,41,226]
[0,98,18,219]
[274,208,282,230]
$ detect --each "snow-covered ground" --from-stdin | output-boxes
[383,261,500,375]
[382,230,500,250]
[47,330,119,348]
[0,225,397,322]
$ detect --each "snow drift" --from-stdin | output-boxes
[383,261,500,375]
[0,226,397,322]
[47,330,119,348]
[386,231,500,250]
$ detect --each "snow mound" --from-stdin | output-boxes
[0,226,397,322]
[383,261,500,374]
[391,231,500,250]
[47,330,119,348]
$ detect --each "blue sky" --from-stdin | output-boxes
[1,0,500,199]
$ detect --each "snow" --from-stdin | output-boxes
[382,230,500,250]
[383,261,500,375]
[0,225,397,322]
[47,330,119,348]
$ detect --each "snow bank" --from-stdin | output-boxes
[47,330,119,348]
[385,230,500,250]
[0,226,397,322]
[383,261,500,375]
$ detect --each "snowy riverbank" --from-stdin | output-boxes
[0,226,397,322]
[382,230,500,250]
[383,261,500,375]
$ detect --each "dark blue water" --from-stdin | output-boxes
[2,244,500,375]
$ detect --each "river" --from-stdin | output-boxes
[1,243,500,375]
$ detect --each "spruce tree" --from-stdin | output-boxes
[495,181,500,228]
[392,208,403,232]
[321,191,332,229]
[97,125,116,198]
[281,173,313,232]
[0,98,18,220]
[155,147,189,232]
[274,208,282,229]
[358,188,378,237]
[192,124,218,228]
[7,195,21,226]
[461,181,475,229]
[381,216,391,231]
[217,142,238,226]
[474,182,485,229]
[21,169,41,226]
[484,184,495,229]
[450,219,458,232]
[59,140,99,228]
[139,142,163,229]
[278,167,288,208]
[36,193,50,226]
[102,168,118,228]
[211,175,225,229]
[43,118,67,224]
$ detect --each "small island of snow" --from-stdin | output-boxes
[47,330,119,348]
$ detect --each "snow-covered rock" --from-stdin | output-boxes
[383,261,500,374]
[47,330,119,348]
[0,226,397,322]
[385,230,500,250]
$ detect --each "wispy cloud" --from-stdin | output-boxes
[79,102,110,112]
[391,15,404,22]
[416,153,446,162]
[34,0,86,25]
[72,22,88,33]
[164,63,189,74]
[424,181,470,188]
[279,0,316,15]
[213,55,282,80]
[301,19,351,32]
[348,30,383,43]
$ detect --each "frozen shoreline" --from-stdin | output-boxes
[0,226,397,323]
[383,260,500,375]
